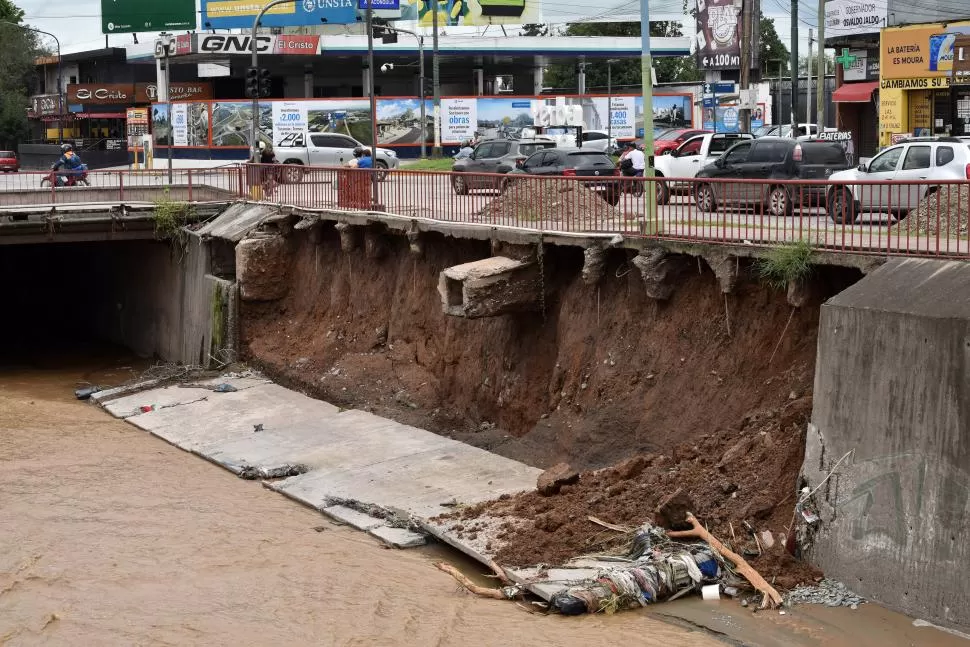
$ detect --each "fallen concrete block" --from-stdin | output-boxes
[369,525,427,549]
[439,256,542,318]
[323,505,386,531]
[537,462,579,496]
[236,235,289,301]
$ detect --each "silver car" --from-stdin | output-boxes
[451,137,557,194]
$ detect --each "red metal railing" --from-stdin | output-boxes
[1,164,967,259]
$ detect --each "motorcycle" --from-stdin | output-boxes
[41,164,90,188]
[618,158,644,196]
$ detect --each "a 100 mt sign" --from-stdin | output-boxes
[101,0,197,34]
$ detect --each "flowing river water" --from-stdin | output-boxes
[1,348,966,646]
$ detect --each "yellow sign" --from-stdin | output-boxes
[881,22,970,80]
[879,88,904,132]
[205,0,295,18]
[879,77,951,90]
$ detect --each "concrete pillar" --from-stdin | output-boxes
[577,58,587,95]
[474,68,484,96]
[631,248,688,300]
[439,256,543,318]
[362,66,371,98]
[533,56,546,95]
[304,64,314,98]
[236,235,289,302]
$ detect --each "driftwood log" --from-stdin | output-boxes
[435,562,508,600]
[667,512,784,609]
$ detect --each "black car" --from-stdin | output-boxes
[693,137,851,216]
[505,148,621,205]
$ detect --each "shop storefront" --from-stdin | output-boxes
[953,36,970,136]
[879,21,970,146]
[831,47,880,158]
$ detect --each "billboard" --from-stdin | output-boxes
[880,22,970,87]
[401,0,541,27]
[695,0,742,70]
[824,0,887,39]
[101,0,196,33]
[201,0,358,29]
[186,34,322,56]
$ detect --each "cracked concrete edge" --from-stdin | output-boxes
[89,379,166,407]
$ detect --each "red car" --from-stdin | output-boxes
[0,150,19,172]
[652,129,712,156]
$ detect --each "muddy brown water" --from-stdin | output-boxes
[1,349,964,646]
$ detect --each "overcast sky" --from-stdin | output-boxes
[16,0,813,57]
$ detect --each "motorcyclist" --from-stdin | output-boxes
[51,144,84,186]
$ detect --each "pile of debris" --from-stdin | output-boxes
[445,397,821,591]
[786,578,866,608]
[897,185,970,237]
[478,178,621,226]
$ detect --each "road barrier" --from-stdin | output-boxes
[1,164,967,258]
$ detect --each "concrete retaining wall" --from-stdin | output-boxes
[805,258,970,631]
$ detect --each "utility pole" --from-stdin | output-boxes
[806,28,813,127]
[432,2,441,158]
[816,0,825,128]
[607,59,619,146]
[640,0,656,222]
[162,32,173,183]
[366,2,379,206]
[790,0,798,133]
[739,0,752,133]
[382,26,426,158]
[251,0,295,161]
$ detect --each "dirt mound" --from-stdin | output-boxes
[450,396,821,590]
[479,177,620,225]
[896,184,970,237]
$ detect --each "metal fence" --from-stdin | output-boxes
[1,164,968,258]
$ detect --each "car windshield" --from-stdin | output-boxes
[566,152,614,168]
[518,142,556,156]
[0,151,15,157]
[656,130,682,141]
[752,126,773,137]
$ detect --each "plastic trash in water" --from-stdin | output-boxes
[213,383,238,393]
[74,386,101,400]
[701,584,721,601]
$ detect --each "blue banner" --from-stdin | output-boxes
[201,0,358,29]
[358,0,400,8]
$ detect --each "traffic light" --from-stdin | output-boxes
[245,67,260,98]
[259,68,272,98]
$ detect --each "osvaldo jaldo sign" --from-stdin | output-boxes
[880,22,970,90]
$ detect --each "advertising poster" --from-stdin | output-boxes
[402,0,542,27]
[880,22,970,86]
[376,98,435,145]
[589,97,636,139]
[695,0,742,70]
[441,98,478,143]
[172,104,189,147]
[476,98,535,138]
[152,104,170,146]
[200,0,357,29]
[211,102,273,147]
[273,101,308,148]
[702,106,741,133]
[306,99,372,144]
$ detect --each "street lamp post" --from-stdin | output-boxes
[2,21,63,144]
[606,58,619,150]
[250,0,296,160]
[379,26,426,159]
[640,0,655,222]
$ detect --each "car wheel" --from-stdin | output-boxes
[827,188,858,224]
[452,174,469,195]
[281,161,305,184]
[655,176,670,205]
[767,185,792,217]
[374,160,389,182]
[695,183,716,212]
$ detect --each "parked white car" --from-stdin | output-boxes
[580,130,620,154]
[653,132,753,203]
[826,137,970,223]
[276,132,399,181]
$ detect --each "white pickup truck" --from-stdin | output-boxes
[275,132,399,181]
[653,132,753,203]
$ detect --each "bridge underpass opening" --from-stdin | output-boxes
[1,240,227,366]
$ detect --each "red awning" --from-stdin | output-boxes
[832,81,879,103]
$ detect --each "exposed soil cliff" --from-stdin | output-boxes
[241,224,859,473]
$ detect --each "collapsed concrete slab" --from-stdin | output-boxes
[804,258,970,633]
[438,256,543,318]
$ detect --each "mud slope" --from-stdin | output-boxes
[242,227,859,471]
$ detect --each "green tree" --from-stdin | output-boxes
[760,13,789,74]
[0,1,42,148]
